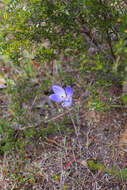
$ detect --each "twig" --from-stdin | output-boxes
[65,154,81,169]
[106,29,116,61]
[44,107,73,123]
[110,104,127,108]
[77,9,100,48]
[80,26,99,47]
[30,95,38,108]
[9,101,127,131]
[86,129,90,149]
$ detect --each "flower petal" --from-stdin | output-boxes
[65,86,73,97]
[49,94,63,102]
[62,97,72,107]
[52,85,66,98]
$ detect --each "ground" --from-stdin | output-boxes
[0,64,127,190]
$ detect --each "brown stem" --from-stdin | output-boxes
[106,29,116,61]
[78,13,100,48]
[80,26,99,47]
[99,0,116,61]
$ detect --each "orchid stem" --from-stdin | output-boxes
[69,107,79,137]
[69,106,82,154]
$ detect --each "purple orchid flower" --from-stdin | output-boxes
[49,85,74,107]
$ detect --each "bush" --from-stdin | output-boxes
[0,0,127,151]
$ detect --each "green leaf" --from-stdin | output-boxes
[121,94,127,104]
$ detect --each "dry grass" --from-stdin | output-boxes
[0,64,127,190]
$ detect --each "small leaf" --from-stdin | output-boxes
[120,169,127,180]
[53,174,60,181]
[121,94,127,104]
[88,160,96,170]
[96,163,104,171]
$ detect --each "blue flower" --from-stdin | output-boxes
[49,85,73,107]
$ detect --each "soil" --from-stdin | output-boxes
[0,67,127,190]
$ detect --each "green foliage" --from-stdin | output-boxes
[105,167,127,181]
[0,0,127,155]
[1,0,127,78]
[88,160,127,181]
[0,119,15,153]
[88,160,104,172]
[121,94,127,104]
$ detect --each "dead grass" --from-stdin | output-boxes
[0,64,127,190]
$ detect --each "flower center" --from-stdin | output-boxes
[61,94,68,101]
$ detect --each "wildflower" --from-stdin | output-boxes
[49,85,73,107]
